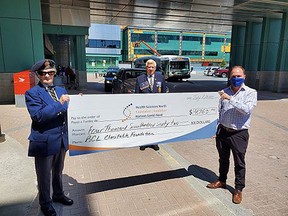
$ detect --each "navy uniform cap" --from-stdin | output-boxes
[31,59,56,73]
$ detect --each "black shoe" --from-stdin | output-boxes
[140,146,146,151]
[41,205,56,216]
[151,145,159,151]
[52,195,73,206]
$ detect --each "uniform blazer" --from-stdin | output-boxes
[25,82,69,157]
[135,72,167,93]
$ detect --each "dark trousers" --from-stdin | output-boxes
[35,146,66,208]
[216,126,249,191]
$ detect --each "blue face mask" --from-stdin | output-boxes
[230,77,245,87]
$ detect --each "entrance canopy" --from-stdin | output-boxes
[89,0,287,34]
[41,0,287,34]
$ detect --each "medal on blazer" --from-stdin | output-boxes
[156,82,162,93]
[140,81,149,90]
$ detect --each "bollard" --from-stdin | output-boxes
[0,123,6,143]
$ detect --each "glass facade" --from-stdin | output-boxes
[86,25,231,73]
[131,33,155,42]
[123,27,231,64]
[86,55,119,74]
[86,24,121,73]
[88,39,121,49]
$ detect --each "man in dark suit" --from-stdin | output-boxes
[135,59,167,151]
[25,59,73,216]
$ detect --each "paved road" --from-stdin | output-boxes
[86,71,228,94]
[0,72,288,216]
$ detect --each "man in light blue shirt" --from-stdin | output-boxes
[207,66,257,204]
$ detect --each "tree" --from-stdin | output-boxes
[220,60,227,68]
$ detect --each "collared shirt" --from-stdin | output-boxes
[218,84,257,130]
[147,74,154,85]
[41,82,58,101]
[147,74,154,91]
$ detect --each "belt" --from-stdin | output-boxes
[219,124,240,133]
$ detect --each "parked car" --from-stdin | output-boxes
[204,66,219,76]
[203,67,210,76]
[107,66,119,72]
[104,70,118,92]
[112,68,146,94]
[213,67,229,78]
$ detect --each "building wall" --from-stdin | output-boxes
[0,0,44,103]
[123,27,231,65]
[182,32,203,60]
[231,16,288,93]
[0,0,91,103]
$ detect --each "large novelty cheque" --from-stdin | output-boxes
[68,92,219,156]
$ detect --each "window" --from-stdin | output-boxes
[158,50,179,55]
[87,39,120,48]
[182,51,202,56]
[157,35,179,43]
[205,37,224,45]
[182,36,202,42]
[131,33,155,42]
[134,49,156,55]
[170,61,190,70]
[205,51,218,56]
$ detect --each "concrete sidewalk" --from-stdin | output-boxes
[0,86,288,216]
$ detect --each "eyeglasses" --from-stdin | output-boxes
[38,71,55,76]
